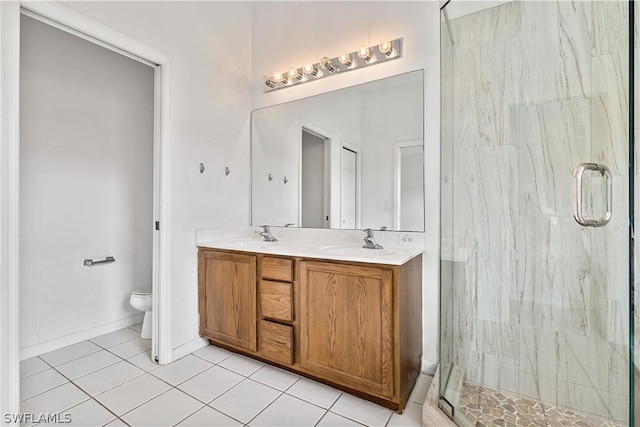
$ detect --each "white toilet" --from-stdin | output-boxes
[129,291,152,339]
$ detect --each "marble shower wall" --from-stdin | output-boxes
[443,1,631,424]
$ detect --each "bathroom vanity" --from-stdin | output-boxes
[197,230,423,412]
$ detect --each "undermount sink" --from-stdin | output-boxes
[318,244,402,257]
[224,239,279,249]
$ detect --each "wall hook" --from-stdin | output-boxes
[225,166,230,176]
[284,176,289,184]
[199,163,205,174]
[268,173,273,182]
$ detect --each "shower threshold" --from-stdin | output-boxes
[456,384,623,427]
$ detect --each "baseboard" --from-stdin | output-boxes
[172,336,209,361]
[19,314,144,360]
[421,358,438,376]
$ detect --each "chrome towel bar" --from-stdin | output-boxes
[83,256,115,267]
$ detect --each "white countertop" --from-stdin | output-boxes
[196,227,424,266]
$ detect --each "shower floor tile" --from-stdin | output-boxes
[458,383,623,427]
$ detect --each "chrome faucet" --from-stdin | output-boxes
[363,228,383,249]
[259,225,278,242]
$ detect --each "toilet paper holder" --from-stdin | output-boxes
[83,256,115,267]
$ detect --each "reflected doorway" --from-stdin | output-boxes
[301,129,328,228]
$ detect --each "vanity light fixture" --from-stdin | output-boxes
[263,37,403,92]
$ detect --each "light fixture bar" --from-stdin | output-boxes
[263,38,403,92]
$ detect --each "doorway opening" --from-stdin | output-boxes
[13,2,172,373]
[301,128,330,228]
[19,12,157,361]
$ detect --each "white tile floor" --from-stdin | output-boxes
[20,326,433,427]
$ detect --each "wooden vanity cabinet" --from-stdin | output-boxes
[198,250,257,352]
[198,247,422,412]
[299,260,394,398]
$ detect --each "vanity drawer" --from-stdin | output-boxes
[259,320,293,365]
[260,280,293,322]
[260,257,293,282]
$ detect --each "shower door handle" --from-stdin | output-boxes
[572,163,612,227]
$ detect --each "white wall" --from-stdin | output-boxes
[252,1,441,370]
[20,15,154,351]
[59,1,253,352]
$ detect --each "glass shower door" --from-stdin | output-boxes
[440,1,634,425]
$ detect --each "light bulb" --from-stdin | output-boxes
[357,45,372,62]
[288,67,302,80]
[320,56,338,73]
[379,40,393,56]
[273,72,288,84]
[303,63,319,77]
[339,53,353,67]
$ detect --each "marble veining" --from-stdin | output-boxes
[441,1,631,425]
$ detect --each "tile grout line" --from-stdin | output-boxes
[169,402,207,427]
[116,385,177,421]
[89,329,141,350]
[149,354,217,389]
[21,360,95,406]
[38,344,105,369]
[324,393,394,427]
[241,386,285,427]
[18,355,52,381]
[204,376,285,426]
[242,374,334,426]
[53,343,130,376]
[189,349,233,365]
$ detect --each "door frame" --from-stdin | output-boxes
[0,2,173,417]
[298,120,334,228]
[340,140,362,229]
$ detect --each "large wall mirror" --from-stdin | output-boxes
[251,70,424,232]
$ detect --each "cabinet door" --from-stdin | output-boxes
[199,250,257,352]
[299,260,394,398]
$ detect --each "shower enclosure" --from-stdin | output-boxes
[440,1,636,426]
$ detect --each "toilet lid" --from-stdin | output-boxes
[132,291,152,297]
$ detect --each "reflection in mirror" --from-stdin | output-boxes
[251,70,424,232]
